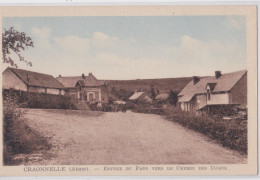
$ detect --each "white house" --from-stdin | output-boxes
[178,70,247,112]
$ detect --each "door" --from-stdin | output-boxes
[89,93,94,102]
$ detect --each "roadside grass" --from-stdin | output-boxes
[133,105,247,154]
[3,94,51,165]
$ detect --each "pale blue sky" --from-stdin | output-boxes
[2,16,246,79]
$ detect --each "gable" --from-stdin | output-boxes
[178,70,247,102]
[3,68,27,91]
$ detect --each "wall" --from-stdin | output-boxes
[229,73,247,106]
[195,94,207,110]
[2,68,27,91]
[81,87,101,102]
[28,86,45,93]
[67,88,79,99]
[60,89,66,95]
[207,93,229,105]
[47,88,60,95]
[101,87,109,103]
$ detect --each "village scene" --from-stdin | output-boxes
[2,16,248,165]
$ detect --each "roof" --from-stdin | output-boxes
[114,100,126,105]
[57,74,104,88]
[56,76,82,88]
[129,92,145,100]
[178,70,247,102]
[6,67,64,89]
[143,95,153,103]
[155,93,169,100]
[206,83,217,91]
[77,76,104,87]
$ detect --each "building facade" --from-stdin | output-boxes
[178,70,247,112]
[3,67,66,95]
[57,73,108,103]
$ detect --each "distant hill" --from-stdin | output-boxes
[103,77,193,93]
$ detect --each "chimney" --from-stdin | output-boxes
[215,71,222,79]
[89,72,93,77]
[58,74,62,77]
[82,73,85,79]
[193,76,200,85]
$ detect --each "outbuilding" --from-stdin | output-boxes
[3,67,65,95]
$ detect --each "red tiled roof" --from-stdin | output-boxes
[57,74,104,88]
[7,67,64,89]
[56,76,82,88]
[77,78,104,87]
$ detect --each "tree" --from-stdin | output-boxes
[169,90,178,106]
[150,85,156,100]
[2,27,34,68]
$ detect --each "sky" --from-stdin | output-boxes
[2,16,246,80]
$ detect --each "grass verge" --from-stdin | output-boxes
[133,105,247,154]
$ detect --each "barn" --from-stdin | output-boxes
[178,70,247,112]
[3,67,66,95]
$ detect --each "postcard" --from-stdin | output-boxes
[0,5,258,176]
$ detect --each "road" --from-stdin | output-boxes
[23,109,246,165]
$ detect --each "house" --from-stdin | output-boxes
[129,91,153,104]
[178,70,247,112]
[3,67,65,95]
[57,73,108,103]
[155,93,169,102]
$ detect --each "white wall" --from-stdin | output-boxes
[207,93,229,105]
[28,86,45,93]
[3,68,27,91]
[47,88,60,95]
[60,89,66,95]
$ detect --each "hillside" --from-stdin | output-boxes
[103,77,193,93]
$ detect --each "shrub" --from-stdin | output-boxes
[133,105,247,154]
[3,93,51,165]
[3,89,78,110]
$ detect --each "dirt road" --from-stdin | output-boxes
[23,109,246,165]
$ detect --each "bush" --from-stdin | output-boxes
[3,93,51,165]
[133,105,247,154]
[165,108,247,154]
[3,89,77,109]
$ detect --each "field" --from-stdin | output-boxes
[105,77,193,92]
[13,109,246,165]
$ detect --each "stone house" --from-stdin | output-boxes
[3,67,65,95]
[178,70,247,112]
[57,73,108,103]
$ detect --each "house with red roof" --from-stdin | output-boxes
[57,73,108,103]
[3,67,66,95]
[178,70,247,112]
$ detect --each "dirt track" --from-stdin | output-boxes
[23,109,246,165]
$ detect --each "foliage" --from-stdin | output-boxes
[169,90,178,106]
[110,87,134,101]
[133,105,247,154]
[150,85,156,100]
[2,27,34,68]
[3,89,78,110]
[3,93,50,165]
